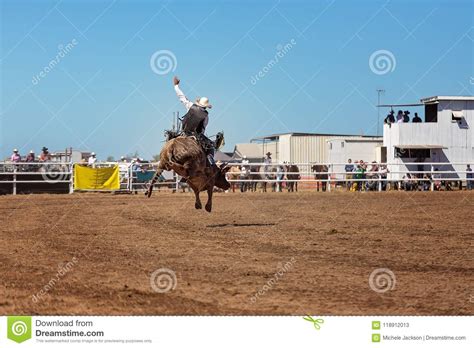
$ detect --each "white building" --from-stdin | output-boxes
[327,137,383,180]
[383,95,473,179]
[249,132,381,164]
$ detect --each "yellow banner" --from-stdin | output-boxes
[74,165,120,190]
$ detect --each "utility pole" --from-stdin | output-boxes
[376,89,385,136]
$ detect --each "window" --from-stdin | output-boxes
[452,111,463,122]
[395,147,430,159]
[425,103,438,122]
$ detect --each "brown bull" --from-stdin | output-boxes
[145,136,231,212]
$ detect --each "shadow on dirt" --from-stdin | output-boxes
[207,223,276,228]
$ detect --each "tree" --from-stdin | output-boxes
[152,154,160,162]
[106,155,115,162]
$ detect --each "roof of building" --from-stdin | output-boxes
[214,151,232,162]
[420,95,474,103]
[326,136,383,142]
[251,132,380,141]
[232,143,263,159]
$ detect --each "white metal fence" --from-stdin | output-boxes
[0,161,472,194]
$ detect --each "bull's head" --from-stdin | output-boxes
[214,164,231,190]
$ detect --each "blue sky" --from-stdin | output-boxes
[1,0,473,159]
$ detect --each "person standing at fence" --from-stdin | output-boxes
[466,164,473,190]
[25,150,35,162]
[412,112,422,123]
[276,164,284,192]
[39,147,51,162]
[264,152,272,181]
[88,152,97,167]
[10,149,21,162]
[344,159,354,190]
[379,164,389,191]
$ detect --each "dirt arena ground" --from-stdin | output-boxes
[0,191,472,316]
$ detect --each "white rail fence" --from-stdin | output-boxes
[0,161,472,194]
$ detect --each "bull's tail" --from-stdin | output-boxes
[145,169,164,198]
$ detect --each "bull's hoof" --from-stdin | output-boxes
[195,201,202,209]
[205,204,212,213]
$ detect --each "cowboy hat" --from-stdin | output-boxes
[13,148,18,152]
[196,97,212,109]
[42,146,48,151]
[266,152,272,156]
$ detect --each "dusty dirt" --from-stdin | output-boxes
[0,191,472,315]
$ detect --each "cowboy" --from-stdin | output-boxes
[39,146,51,161]
[11,149,21,162]
[264,152,272,165]
[88,152,97,167]
[25,150,35,162]
[173,76,215,165]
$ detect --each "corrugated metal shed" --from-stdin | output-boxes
[250,132,381,163]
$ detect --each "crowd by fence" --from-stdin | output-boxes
[0,160,473,195]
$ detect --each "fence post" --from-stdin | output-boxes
[69,163,74,194]
[127,164,132,192]
[13,165,17,195]
[430,164,434,191]
[327,164,332,192]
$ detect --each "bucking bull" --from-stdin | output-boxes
[145,136,231,212]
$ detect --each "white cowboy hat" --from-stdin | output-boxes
[196,97,212,109]
[91,152,96,156]
[13,148,18,152]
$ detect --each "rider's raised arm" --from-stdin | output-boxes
[174,85,193,111]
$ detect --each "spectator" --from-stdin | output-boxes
[10,149,21,162]
[403,110,410,122]
[366,161,379,191]
[412,112,422,123]
[433,169,442,191]
[403,173,413,191]
[241,155,249,172]
[25,150,35,162]
[422,174,431,191]
[466,164,473,190]
[379,164,389,190]
[88,152,97,167]
[276,164,285,192]
[396,110,404,123]
[39,147,52,161]
[132,158,141,172]
[264,152,272,165]
[384,110,395,123]
[345,159,354,190]
[354,161,366,191]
